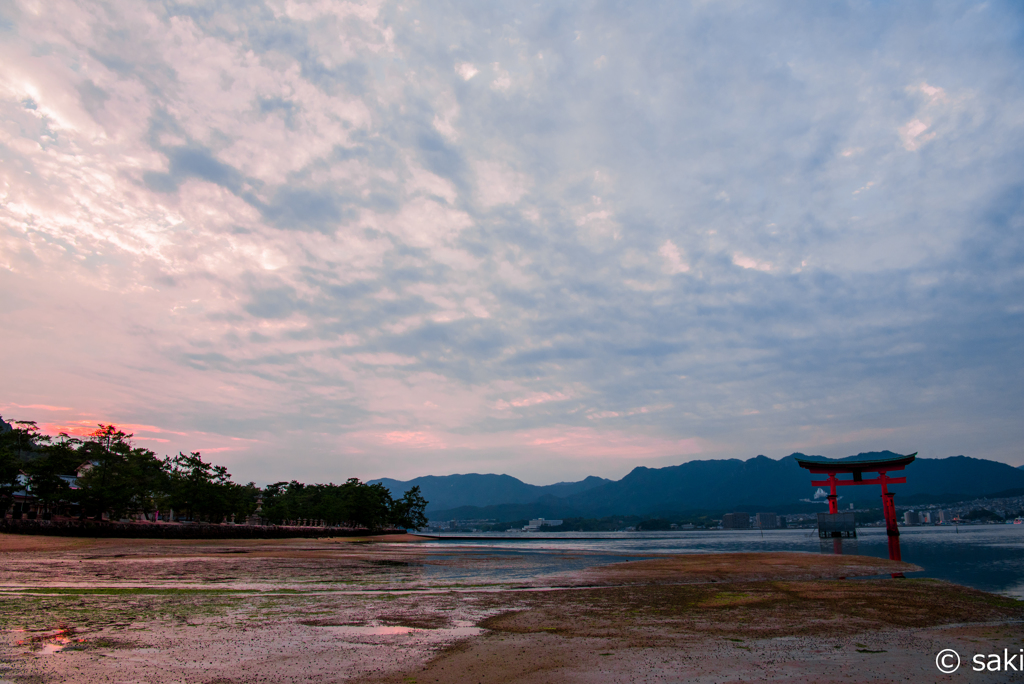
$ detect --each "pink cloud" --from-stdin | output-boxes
[5,403,73,411]
[349,426,702,464]
[38,419,188,439]
[732,253,773,272]
[380,431,448,449]
[519,427,703,460]
[659,240,690,274]
[495,391,572,410]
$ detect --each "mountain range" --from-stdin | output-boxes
[371,452,1024,521]
[369,473,610,512]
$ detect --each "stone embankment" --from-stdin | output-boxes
[0,518,403,539]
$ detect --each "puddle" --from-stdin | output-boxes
[15,628,84,655]
[319,621,485,639]
[325,625,418,635]
[38,641,72,655]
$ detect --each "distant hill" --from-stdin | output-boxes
[417,452,1024,522]
[368,473,610,513]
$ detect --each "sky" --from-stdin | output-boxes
[1,1,1023,486]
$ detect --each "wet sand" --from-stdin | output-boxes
[1,533,1022,683]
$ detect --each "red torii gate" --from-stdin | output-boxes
[796,453,917,562]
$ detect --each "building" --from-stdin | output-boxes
[939,509,954,523]
[523,518,562,531]
[903,511,919,525]
[754,512,778,530]
[817,511,857,538]
[919,511,932,524]
[721,512,750,529]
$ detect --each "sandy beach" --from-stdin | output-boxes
[1,533,1022,683]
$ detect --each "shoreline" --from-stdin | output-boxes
[0,518,406,539]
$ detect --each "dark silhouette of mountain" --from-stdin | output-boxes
[369,473,610,513]
[418,452,1024,522]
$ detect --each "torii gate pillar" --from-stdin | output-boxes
[882,491,900,562]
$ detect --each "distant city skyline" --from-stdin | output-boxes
[2,1,1022,485]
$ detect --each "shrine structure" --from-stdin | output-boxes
[796,453,916,562]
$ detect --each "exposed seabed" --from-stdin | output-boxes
[1,534,1022,683]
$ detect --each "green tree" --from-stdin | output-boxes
[164,451,233,522]
[77,425,165,520]
[337,479,394,530]
[389,486,428,530]
[0,424,27,517]
[24,433,84,518]
[2,419,47,459]
[225,481,261,522]
[259,481,294,523]
[0,449,20,517]
[0,419,48,517]
[257,478,423,531]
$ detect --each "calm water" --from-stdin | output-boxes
[423,525,1024,598]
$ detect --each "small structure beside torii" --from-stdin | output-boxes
[796,452,917,562]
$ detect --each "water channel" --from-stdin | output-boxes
[422,525,1024,598]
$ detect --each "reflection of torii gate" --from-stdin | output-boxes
[796,453,917,562]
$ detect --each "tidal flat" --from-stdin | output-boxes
[1,534,1022,683]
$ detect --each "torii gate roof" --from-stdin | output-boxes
[795,453,916,473]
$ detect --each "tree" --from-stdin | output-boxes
[225,481,261,522]
[76,425,165,520]
[338,479,394,530]
[259,481,294,524]
[164,451,233,522]
[0,428,25,517]
[3,419,47,459]
[2,414,430,530]
[23,433,84,518]
[390,486,428,530]
[0,419,48,517]
[257,479,426,531]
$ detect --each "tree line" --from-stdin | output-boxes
[0,419,427,530]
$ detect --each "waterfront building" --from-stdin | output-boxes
[722,512,750,529]
[904,511,919,525]
[755,512,778,529]
[523,518,562,531]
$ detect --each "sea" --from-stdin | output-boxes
[421,524,1024,599]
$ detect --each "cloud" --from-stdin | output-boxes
[2,0,1023,486]
[4,404,72,412]
[495,391,572,410]
[732,254,773,272]
[659,240,690,274]
[39,420,188,439]
[473,160,529,208]
[899,118,935,151]
[456,63,478,81]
